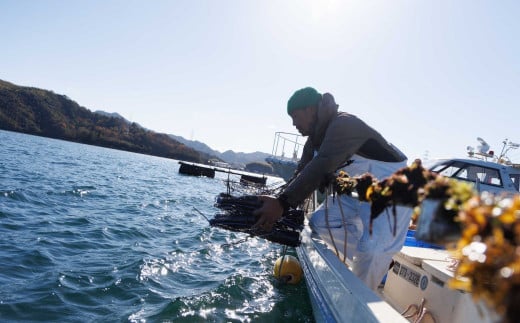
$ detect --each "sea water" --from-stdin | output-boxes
[0,130,314,322]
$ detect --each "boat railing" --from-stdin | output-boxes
[270,131,304,162]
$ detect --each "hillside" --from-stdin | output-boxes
[169,134,271,168]
[0,80,215,163]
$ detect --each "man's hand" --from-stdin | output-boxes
[252,195,284,232]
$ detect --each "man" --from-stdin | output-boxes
[253,87,412,290]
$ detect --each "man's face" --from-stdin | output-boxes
[290,106,315,136]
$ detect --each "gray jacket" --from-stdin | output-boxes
[282,93,407,207]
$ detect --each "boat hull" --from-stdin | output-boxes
[296,224,408,323]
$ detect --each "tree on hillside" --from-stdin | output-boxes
[0,79,217,163]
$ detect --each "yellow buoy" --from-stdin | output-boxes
[274,255,303,284]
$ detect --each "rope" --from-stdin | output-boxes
[193,207,211,222]
[336,192,349,263]
[220,236,250,248]
[383,203,398,237]
[276,245,291,284]
[324,189,341,259]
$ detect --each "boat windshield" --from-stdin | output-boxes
[509,174,520,191]
[430,160,503,187]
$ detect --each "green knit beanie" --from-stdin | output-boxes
[287,87,322,115]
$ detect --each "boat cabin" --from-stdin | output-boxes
[428,158,520,194]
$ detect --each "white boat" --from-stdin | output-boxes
[269,137,519,322]
[296,213,500,323]
[427,138,520,194]
[265,132,304,182]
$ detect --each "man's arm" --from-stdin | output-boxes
[282,115,368,207]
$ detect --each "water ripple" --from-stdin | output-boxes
[0,130,314,322]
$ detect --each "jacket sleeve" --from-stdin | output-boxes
[294,139,314,176]
[282,115,369,207]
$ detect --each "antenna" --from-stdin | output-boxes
[497,139,520,164]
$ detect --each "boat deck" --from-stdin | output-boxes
[302,221,499,323]
[297,224,408,323]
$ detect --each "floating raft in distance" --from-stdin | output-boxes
[239,174,267,185]
[178,161,267,185]
[178,161,216,178]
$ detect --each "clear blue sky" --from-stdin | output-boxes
[1,0,519,162]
